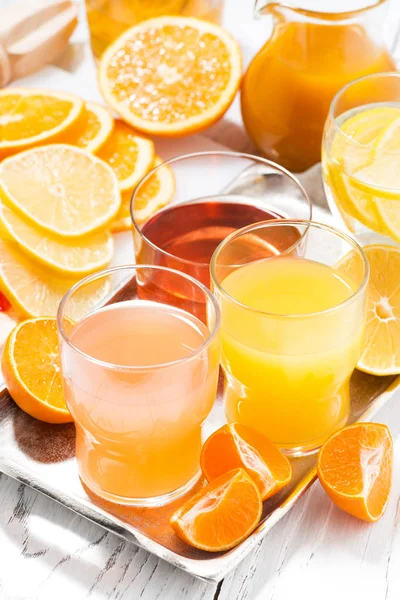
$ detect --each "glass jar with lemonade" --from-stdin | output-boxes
[241,0,396,172]
[322,73,400,246]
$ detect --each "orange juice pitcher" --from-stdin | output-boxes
[241,0,396,172]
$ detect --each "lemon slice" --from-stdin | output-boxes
[0,144,121,238]
[0,201,113,276]
[97,120,155,191]
[327,105,400,240]
[0,238,110,319]
[336,244,400,375]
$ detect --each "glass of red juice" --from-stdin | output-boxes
[131,152,311,320]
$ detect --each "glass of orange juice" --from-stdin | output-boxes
[57,265,220,506]
[241,0,396,172]
[210,220,369,456]
[85,0,225,58]
[322,72,400,246]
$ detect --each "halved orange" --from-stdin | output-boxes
[97,119,154,191]
[0,88,84,158]
[99,16,242,136]
[70,101,114,153]
[335,244,400,375]
[111,156,175,232]
[170,468,262,552]
[201,423,292,501]
[318,422,393,522]
[2,318,71,423]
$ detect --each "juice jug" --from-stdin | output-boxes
[241,0,396,172]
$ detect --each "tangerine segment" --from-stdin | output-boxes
[97,120,155,191]
[170,468,262,552]
[201,423,292,501]
[1,318,71,424]
[0,144,121,238]
[318,423,393,522]
[0,88,84,157]
[99,16,242,136]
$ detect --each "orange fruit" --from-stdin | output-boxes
[111,156,175,233]
[97,119,155,192]
[318,422,393,522]
[170,468,262,551]
[201,423,292,501]
[335,244,400,375]
[70,101,114,153]
[1,318,72,423]
[0,88,84,158]
[98,16,242,136]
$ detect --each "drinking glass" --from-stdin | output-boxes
[210,220,369,456]
[85,0,225,58]
[57,265,220,506]
[131,151,311,319]
[322,72,400,246]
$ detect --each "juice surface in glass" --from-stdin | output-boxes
[85,0,224,58]
[138,199,282,286]
[62,299,219,504]
[241,4,395,172]
[323,90,400,246]
[218,256,364,453]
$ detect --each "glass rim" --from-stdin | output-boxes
[210,219,370,319]
[329,71,400,151]
[57,264,220,371]
[267,0,387,22]
[130,150,312,268]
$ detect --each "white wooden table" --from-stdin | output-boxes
[1,1,400,599]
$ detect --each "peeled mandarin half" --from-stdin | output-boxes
[2,318,71,423]
[335,244,400,375]
[97,120,155,192]
[318,422,393,522]
[201,423,292,500]
[99,16,242,136]
[170,468,262,552]
[0,144,121,238]
[0,88,84,158]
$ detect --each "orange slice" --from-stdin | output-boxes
[201,423,292,501]
[97,120,154,192]
[111,156,175,232]
[336,244,400,375]
[0,88,84,158]
[170,468,262,551]
[70,101,114,153]
[0,144,120,238]
[318,422,393,522]
[2,318,71,423]
[99,16,242,136]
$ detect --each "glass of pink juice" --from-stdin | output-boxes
[131,152,311,319]
[57,265,220,506]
